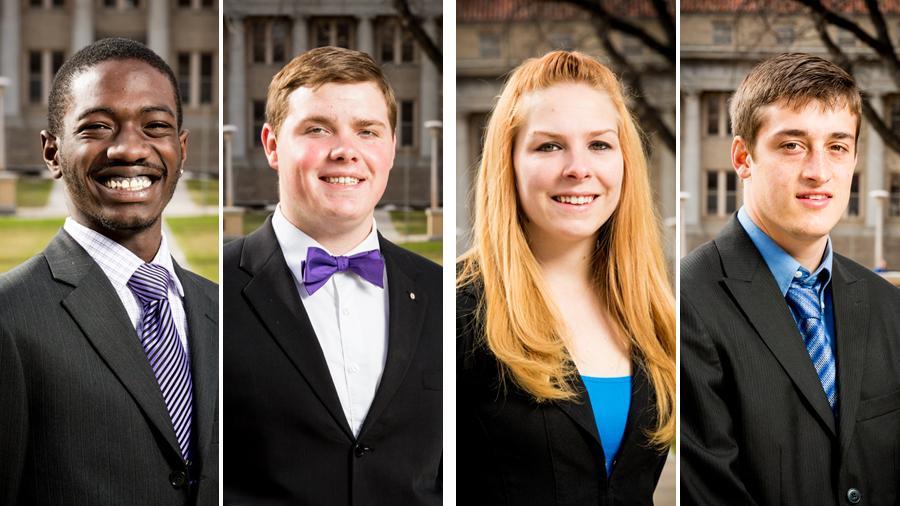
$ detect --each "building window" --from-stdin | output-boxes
[379,19,416,64]
[712,21,732,45]
[774,25,795,45]
[249,18,291,64]
[847,173,861,218]
[311,18,354,49]
[703,92,731,137]
[890,173,900,217]
[178,51,214,107]
[178,0,213,8]
[704,170,739,217]
[890,96,900,134]
[28,50,64,105]
[30,0,64,8]
[251,100,266,147]
[478,32,501,59]
[399,100,415,148]
[103,0,140,8]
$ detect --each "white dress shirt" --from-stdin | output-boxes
[272,206,389,436]
[63,217,189,352]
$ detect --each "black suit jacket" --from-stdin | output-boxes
[681,217,900,505]
[457,281,668,506]
[0,230,219,505]
[223,218,442,505]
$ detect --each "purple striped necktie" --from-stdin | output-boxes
[128,263,193,461]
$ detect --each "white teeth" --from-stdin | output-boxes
[104,176,152,191]
[324,176,360,185]
[554,195,595,205]
[801,195,827,200]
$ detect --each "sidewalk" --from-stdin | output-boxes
[374,208,430,243]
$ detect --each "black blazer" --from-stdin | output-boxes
[223,218,442,505]
[457,281,668,506]
[681,217,900,505]
[0,230,219,505]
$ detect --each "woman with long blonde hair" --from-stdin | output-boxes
[457,50,675,504]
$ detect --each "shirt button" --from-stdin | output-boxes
[342,307,350,316]
[846,488,861,504]
[794,271,803,278]
[348,363,360,374]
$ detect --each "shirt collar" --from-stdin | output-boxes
[737,207,833,295]
[271,205,381,279]
[63,217,184,297]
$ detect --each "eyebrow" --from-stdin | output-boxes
[772,129,854,140]
[529,128,618,138]
[75,105,175,122]
[299,115,388,130]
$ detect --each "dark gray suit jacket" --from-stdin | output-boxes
[0,230,219,505]
[681,217,900,505]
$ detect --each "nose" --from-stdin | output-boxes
[106,124,152,163]
[801,149,832,184]
[328,134,360,163]
[562,147,591,180]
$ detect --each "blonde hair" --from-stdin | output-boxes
[458,50,675,448]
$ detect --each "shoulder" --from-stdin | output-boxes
[834,253,900,299]
[680,239,722,292]
[0,254,52,301]
[223,235,246,266]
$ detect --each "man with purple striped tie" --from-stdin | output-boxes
[681,53,900,505]
[0,38,218,506]
[223,47,441,505]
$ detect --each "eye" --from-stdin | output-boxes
[781,141,802,152]
[78,123,109,133]
[536,142,562,152]
[359,129,378,138]
[146,121,174,133]
[829,143,849,153]
[589,140,612,151]
[306,126,330,135]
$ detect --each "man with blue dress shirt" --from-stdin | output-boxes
[681,53,900,505]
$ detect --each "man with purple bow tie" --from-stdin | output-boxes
[223,47,442,505]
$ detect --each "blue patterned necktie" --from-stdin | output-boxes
[785,272,837,414]
[128,263,193,460]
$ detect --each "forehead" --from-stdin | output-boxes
[284,81,389,123]
[66,59,175,119]
[756,98,858,136]
[518,83,618,131]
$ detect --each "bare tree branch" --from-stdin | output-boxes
[562,0,674,66]
[592,16,675,152]
[812,12,900,153]
[393,0,442,73]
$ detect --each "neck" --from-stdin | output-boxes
[745,206,828,272]
[83,219,162,263]
[287,213,374,256]
[527,228,596,284]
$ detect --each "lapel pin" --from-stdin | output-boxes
[409,291,416,300]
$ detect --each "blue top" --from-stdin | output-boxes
[581,375,631,476]
[737,207,835,353]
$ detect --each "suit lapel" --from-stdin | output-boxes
[239,220,354,439]
[177,264,218,460]
[47,231,184,461]
[716,218,836,436]
[359,238,428,437]
[831,258,868,457]
[556,378,602,449]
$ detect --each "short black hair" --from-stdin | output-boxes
[47,37,182,136]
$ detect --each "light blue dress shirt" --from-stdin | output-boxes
[736,207,835,353]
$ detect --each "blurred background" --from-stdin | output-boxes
[0,0,219,280]
[221,0,443,264]
[456,0,676,502]
[681,0,900,284]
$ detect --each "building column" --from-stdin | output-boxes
[72,0,95,52]
[1,0,21,117]
[682,90,701,227]
[357,15,374,56]
[292,16,308,57]
[419,17,439,159]
[227,16,247,160]
[456,110,471,248]
[0,77,8,170]
[147,0,171,64]
[866,94,885,228]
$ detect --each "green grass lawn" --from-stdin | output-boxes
[165,216,219,282]
[389,210,427,235]
[398,241,442,265]
[0,217,65,272]
[242,210,271,236]
[16,178,54,208]
[185,179,219,207]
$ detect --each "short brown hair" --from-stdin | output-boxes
[265,46,397,135]
[730,53,861,151]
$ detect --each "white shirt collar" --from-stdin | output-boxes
[63,217,185,297]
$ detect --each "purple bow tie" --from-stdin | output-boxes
[301,246,385,295]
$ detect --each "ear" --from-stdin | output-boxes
[731,135,752,181]
[388,130,397,173]
[41,130,63,180]
[178,128,190,170]
[261,123,279,171]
